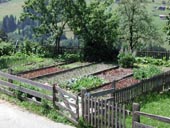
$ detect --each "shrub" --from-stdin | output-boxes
[118,52,136,68]
[0,41,13,56]
[135,57,170,67]
[133,65,162,80]
[58,52,81,62]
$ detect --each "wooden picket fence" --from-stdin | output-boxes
[82,96,126,128]
[136,51,170,59]
[88,70,170,104]
[132,103,170,128]
[0,71,79,125]
[53,85,79,125]
[110,70,170,103]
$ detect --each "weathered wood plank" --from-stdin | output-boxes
[134,121,154,128]
[54,85,76,99]
[135,111,170,124]
[0,80,52,100]
[54,101,77,119]
[90,88,115,97]
[0,71,52,91]
[56,109,78,125]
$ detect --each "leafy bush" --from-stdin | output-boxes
[64,76,105,92]
[133,65,162,80]
[118,52,136,68]
[78,117,93,128]
[135,57,170,67]
[58,52,81,62]
[0,42,13,56]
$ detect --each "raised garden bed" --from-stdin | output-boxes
[96,68,133,82]
[36,63,116,85]
[19,62,92,79]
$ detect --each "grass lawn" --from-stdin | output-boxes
[0,0,25,20]
[126,92,170,128]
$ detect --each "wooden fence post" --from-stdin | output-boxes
[81,88,87,120]
[132,103,140,128]
[76,95,79,121]
[111,80,116,99]
[53,84,59,110]
[8,68,13,83]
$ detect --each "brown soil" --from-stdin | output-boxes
[115,77,140,89]
[96,68,133,82]
[20,67,64,79]
[101,77,140,90]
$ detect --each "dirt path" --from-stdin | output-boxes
[0,100,75,128]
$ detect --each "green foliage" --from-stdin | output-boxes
[118,52,136,68]
[118,0,161,52]
[18,40,46,56]
[40,99,51,115]
[136,57,170,67]
[0,41,13,56]
[0,52,58,73]
[77,117,93,128]
[21,0,69,53]
[164,14,170,44]
[68,0,119,61]
[0,29,8,41]
[126,92,170,128]
[65,75,105,92]
[57,52,81,62]
[133,65,162,80]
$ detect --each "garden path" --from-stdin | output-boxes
[0,100,75,128]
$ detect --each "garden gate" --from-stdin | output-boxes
[53,85,79,125]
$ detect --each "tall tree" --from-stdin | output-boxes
[0,29,8,41]
[21,0,68,54]
[118,0,160,52]
[67,0,119,61]
[164,13,170,44]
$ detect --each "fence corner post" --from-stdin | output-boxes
[52,84,59,110]
[132,103,140,128]
[8,68,13,83]
[81,88,87,120]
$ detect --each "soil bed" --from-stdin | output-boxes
[101,77,140,90]
[19,66,64,79]
[96,68,133,82]
[19,62,92,79]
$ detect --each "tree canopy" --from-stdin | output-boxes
[21,0,69,53]
[67,0,119,61]
[118,0,161,52]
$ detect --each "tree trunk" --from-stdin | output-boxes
[54,37,60,55]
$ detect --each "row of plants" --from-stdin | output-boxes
[133,65,162,80]
[0,52,60,73]
[63,75,105,93]
[135,57,170,67]
[118,52,170,68]
[37,63,113,85]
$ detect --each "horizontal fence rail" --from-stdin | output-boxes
[0,71,53,104]
[132,103,170,128]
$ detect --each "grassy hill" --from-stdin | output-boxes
[0,0,170,49]
[0,0,25,21]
